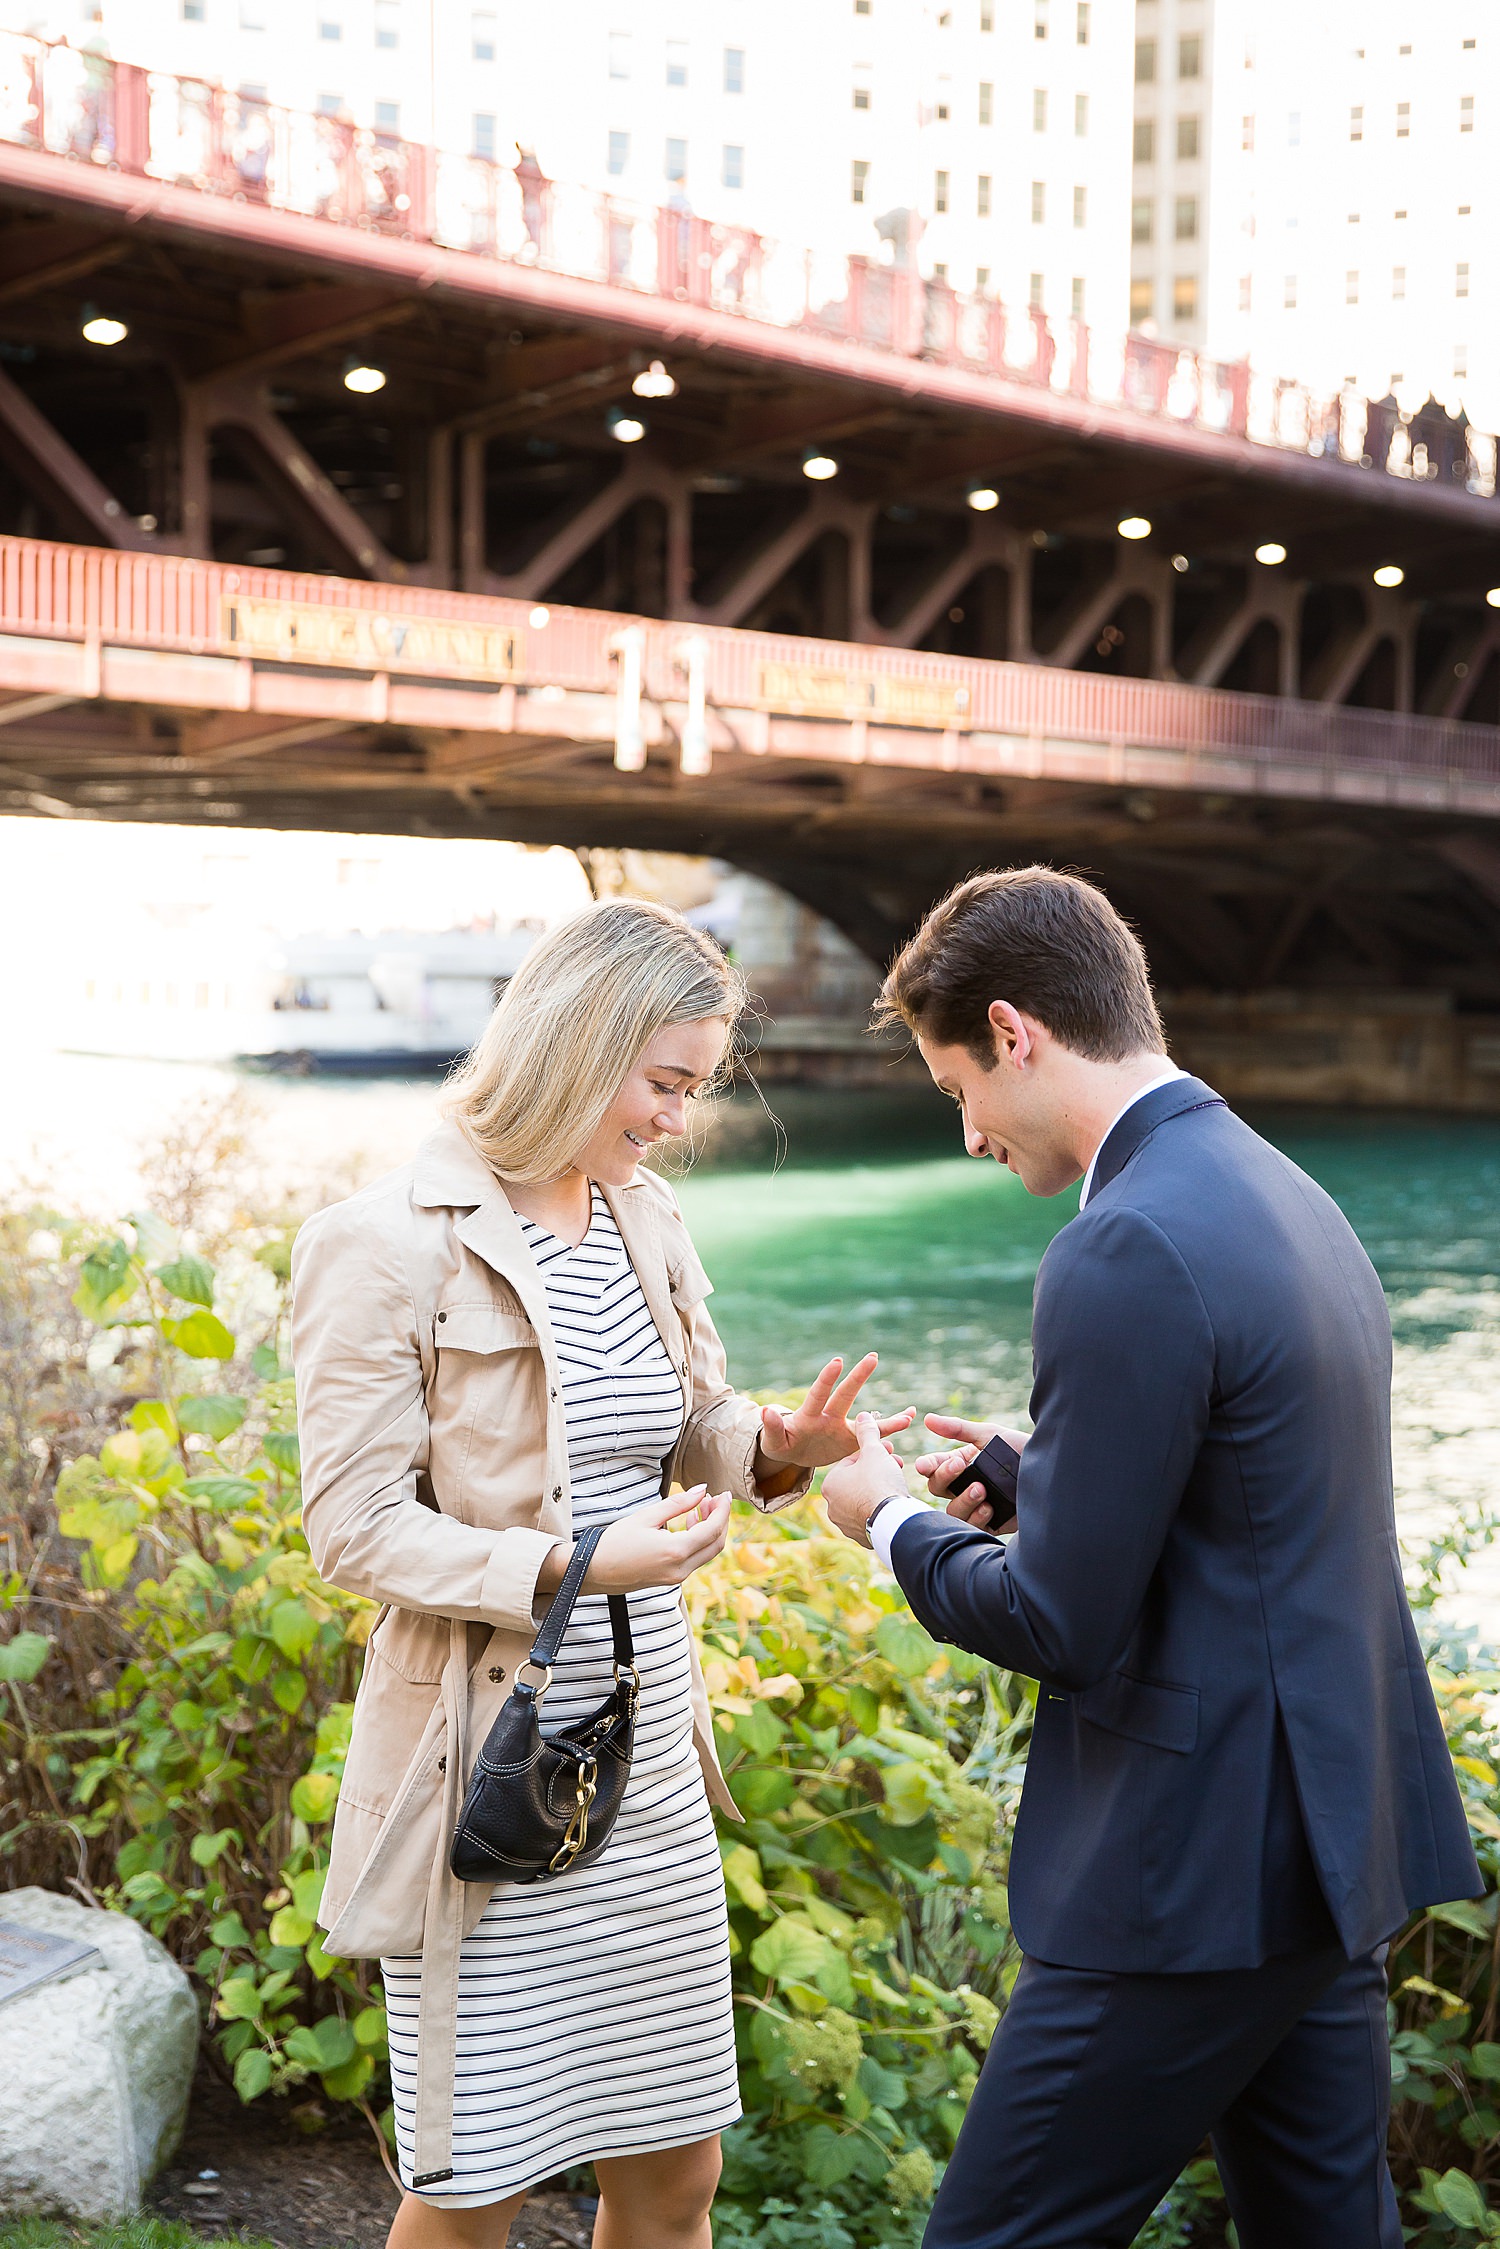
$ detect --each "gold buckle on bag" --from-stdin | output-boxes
[549,1755,599,1872]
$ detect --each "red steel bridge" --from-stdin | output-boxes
[1,28,1500,1006]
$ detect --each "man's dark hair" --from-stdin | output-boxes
[878,865,1166,1063]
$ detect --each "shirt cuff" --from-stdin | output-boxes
[869,1495,932,1570]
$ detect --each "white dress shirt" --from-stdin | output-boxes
[869,1063,1188,1569]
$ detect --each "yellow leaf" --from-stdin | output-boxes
[1455,1756,1498,1784]
[1466,1804,1500,1840]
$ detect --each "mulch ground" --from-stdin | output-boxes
[148,2062,594,2249]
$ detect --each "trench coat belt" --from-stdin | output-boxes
[411,1616,472,2188]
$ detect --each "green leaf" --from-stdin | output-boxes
[216,1976,262,2023]
[290,1771,340,1823]
[802,2123,866,2188]
[848,1683,881,1735]
[178,1394,248,1442]
[721,1842,767,1913]
[290,1868,327,1921]
[0,1630,51,1683]
[233,2046,274,2102]
[129,1211,179,1265]
[268,1906,314,1948]
[1434,2168,1492,2230]
[873,1613,937,1677]
[252,1343,281,1381]
[750,1917,831,1985]
[210,1912,253,1950]
[858,2056,907,2110]
[184,1476,261,1509]
[155,1254,216,1308]
[167,1310,236,1361]
[353,2005,388,2051]
[273,1669,308,1715]
[190,1828,237,1868]
[320,2052,375,2102]
[732,1768,795,1818]
[1471,2043,1500,2084]
[263,1430,301,1476]
[269,1600,320,1661]
[129,1400,178,1438]
[74,1238,135,1321]
[880,1761,933,1826]
[1431,1899,1494,1942]
[734,1701,784,1757]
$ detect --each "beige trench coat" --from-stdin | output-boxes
[289,1120,808,2185]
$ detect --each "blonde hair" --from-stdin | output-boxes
[446,898,745,1182]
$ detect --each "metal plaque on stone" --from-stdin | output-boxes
[0,1918,101,2007]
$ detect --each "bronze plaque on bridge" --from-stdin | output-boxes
[757,661,971,729]
[222,596,523,682]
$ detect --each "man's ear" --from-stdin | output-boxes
[988,1000,1035,1069]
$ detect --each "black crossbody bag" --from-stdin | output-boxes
[449,1523,639,1884]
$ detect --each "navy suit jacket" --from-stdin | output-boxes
[891,1077,1479,1971]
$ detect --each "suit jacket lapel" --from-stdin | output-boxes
[1088,1076,1226,1202]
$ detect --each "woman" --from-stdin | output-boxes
[291,899,911,2249]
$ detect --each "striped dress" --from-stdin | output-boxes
[383,1186,742,2205]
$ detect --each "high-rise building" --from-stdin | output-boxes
[5,0,1132,343]
[1131,0,1497,430]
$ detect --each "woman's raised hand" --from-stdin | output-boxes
[758,1353,916,1471]
[582,1486,731,1593]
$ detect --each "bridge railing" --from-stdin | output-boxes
[0,30,1494,497]
[3,535,1498,796]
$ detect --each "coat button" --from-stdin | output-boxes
[437,1754,447,1773]
[550,1387,558,1401]
[488,1665,506,1684]
[552,1484,563,1502]
[437,1311,447,1323]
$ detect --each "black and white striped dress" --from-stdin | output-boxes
[383,1187,742,2204]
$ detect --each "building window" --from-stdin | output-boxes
[374,0,397,48]
[1131,196,1153,244]
[472,112,496,158]
[471,10,494,59]
[1073,184,1087,226]
[934,169,949,212]
[1286,109,1300,146]
[665,136,687,182]
[853,80,870,109]
[1238,273,1252,311]
[935,87,951,119]
[317,15,339,33]
[1029,271,1045,307]
[1455,345,1468,378]
[666,40,687,87]
[1349,105,1362,140]
[933,262,948,280]
[1034,1,1048,38]
[1178,35,1201,78]
[1130,276,1153,324]
[316,90,344,113]
[1396,102,1410,136]
[1345,268,1359,303]
[1134,118,1155,162]
[979,81,993,124]
[374,99,399,132]
[609,31,629,79]
[977,173,991,216]
[239,0,265,27]
[724,46,744,93]
[182,0,205,17]
[855,0,870,12]
[1242,113,1255,151]
[1033,87,1048,130]
[1076,1,1089,42]
[980,0,993,24]
[607,129,629,174]
[1457,261,1470,296]
[1460,95,1474,131]
[976,265,990,290]
[1177,114,1199,158]
[1071,275,1085,315]
[1174,274,1198,320]
[722,143,743,189]
[1135,38,1156,82]
[1030,179,1046,222]
[1075,92,1088,134]
[852,159,870,203]
[1283,273,1296,308]
[1392,265,1406,298]
[1174,195,1198,240]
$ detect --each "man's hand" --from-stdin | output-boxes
[758,1353,915,1474]
[821,1412,909,1549]
[915,1413,1030,1532]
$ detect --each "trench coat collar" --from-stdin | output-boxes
[1087,1074,1226,1203]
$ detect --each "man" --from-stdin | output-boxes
[822,866,1478,2249]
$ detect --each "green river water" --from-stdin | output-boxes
[673,1088,1500,1628]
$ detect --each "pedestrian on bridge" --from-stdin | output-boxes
[291,898,914,2249]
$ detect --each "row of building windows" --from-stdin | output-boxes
[862,170,1090,223]
[1131,275,1198,323]
[1340,265,1471,302]
[1350,98,1475,138]
[606,133,744,188]
[607,36,745,92]
[1135,36,1202,84]
[1133,117,1200,163]
[1132,196,1198,243]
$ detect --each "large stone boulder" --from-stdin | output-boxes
[0,1888,199,2221]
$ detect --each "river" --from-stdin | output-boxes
[5,1053,1499,1635]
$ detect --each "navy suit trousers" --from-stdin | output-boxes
[924,1944,1402,2249]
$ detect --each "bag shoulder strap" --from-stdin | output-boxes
[528,1522,634,1670]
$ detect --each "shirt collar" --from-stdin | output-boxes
[1077,1067,1188,1209]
